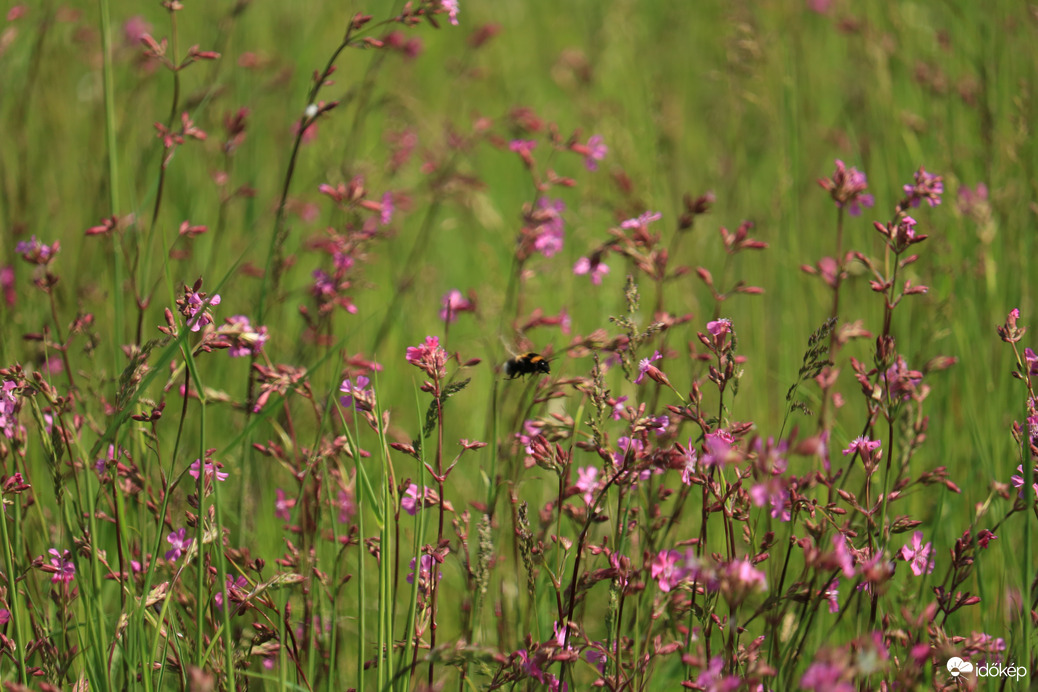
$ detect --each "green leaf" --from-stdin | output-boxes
[421,378,471,439]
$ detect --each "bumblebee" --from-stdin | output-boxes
[504,352,551,379]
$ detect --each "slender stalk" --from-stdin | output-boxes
[0,491,28,685]
[96,0,124,354]
[427,385,445,687]
[819,206,845,432]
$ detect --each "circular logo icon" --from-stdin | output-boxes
[946,657,974,677]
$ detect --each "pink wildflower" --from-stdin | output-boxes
[165,528,192,562]
[406,335,448,379]
[650,550,684,592]
[402,483,421,516]
[575,466,598,506]
[842,435,880,458]
[635,350,662,384]
[900,531,935,576]
[47,549,75,584]
[189,459,229,483]
[439,289,475,323]
[620,211,662,230]
[903,166,943,208]
[274,489,295,521]
[338,488,356,523]
[573,255,609,284]
[581,135,607,171]
[818,159,875,216]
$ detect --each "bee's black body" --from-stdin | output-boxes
[504,352,551,379]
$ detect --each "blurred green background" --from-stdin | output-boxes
[0,0,1034,675]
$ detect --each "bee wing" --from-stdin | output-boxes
[500,334,520,359]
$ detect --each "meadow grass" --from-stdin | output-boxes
[0,0,1034,689]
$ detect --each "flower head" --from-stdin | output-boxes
[406,336,448,379]
[214,574,248,610]
[613,436,646,467]
[875,214,929,254]
[701,429,736,468]
[573,255,609,285]
[165,528,192,562]
[701,318,734,354]
[339,375,375,411]
[831,534,856,578]
[509,139,538,167]
[402,483,421,516]
[823,579,840,613]
[695,656,741,692]
[635,351,662,384]
[338,488,356,523]
[977,529,997,549]
[749,478,791,521]
[895,214,917,242]
[649,414,669,435]
[1010,465,1038,499]
[274,489,295,521]
[439,289,475,323]
[189,458,229,483]
[581,135,607,171]
[311,269,336,299]
[900,531,935,576]
[801,660,854,692]
[47,549,75,584]
[720,558,767,604]
[998,308,1024,344]
[530,197,565,257]
[650,550,684,592]
[1025,348,1038,377]
[123,15,152,45]
[903,166,943,208]
[881,356,922,401]
[842,435,880,459]
[707,317,732,339]
[16,236,60,265]
[575,466,598,506]
[620,211,663,230]
[0,265,14,306]
[0,380,20,439]
[179,282,221,332]
[957,182,989,218]
[818,159,875,216]
[220,315,268,357]
[679,441,698,485]
[407,553,442,588]
[440,0,459,25]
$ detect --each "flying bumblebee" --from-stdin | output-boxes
[504,352,551,379]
